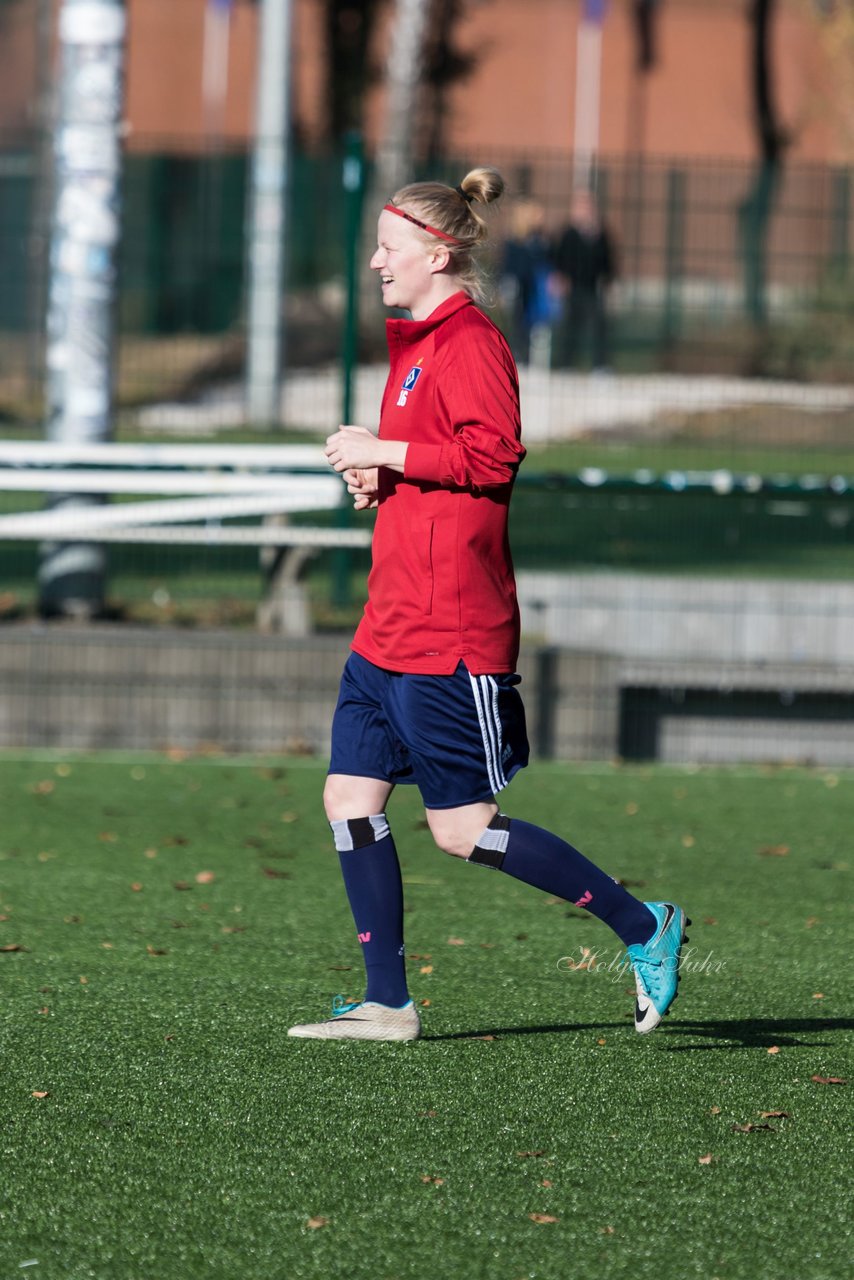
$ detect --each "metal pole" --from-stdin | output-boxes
[341,132,364,426]
[39,0,126,619]
[333,132,365,610]
[573,2,605,190]
[245,0,293,428]
[373,0,432,199]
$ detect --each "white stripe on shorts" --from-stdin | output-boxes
[469,673,508,794]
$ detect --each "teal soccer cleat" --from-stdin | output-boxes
[626,902,690,1034]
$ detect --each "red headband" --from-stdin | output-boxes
[383,202,463,245]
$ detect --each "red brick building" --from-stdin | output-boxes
[0,0,851,164]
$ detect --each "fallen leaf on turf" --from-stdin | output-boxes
[0,944,25,952]
[759,1110,790,1119]
[767,1045,780,1054]
[146,946,168,956]
[812,993,824,999]
[130,883,143,892]
[703,917,718,926]
[32,780,55,794]
[306,1216,328,1230]
[698,1154,714,1164]
[479,942,495,949]
[564,946,598,972]
[419,965,433,974]
[541,1179,553,1188]
[79,976,88,984]
[221,926,246,934]
[732,1122,774,1132]
[280,812,299,823]
[805,916,820,929]
[600,1226,616,1235]
[37,1007,48,1015]
[544,896,565,906]
[0,914,8,922]
[528,1213,559,1224]
[32,1091,49,1099]
[597,1038,607,1046]
[195,871,216,884]
[757,844,789,857]
[98,832,117,843]
[681,835,695,848]
[172,882,192,891]
[709,1106,721,1115]
[811,1075,846,1085]
[417,1110,437,1118]
[327,966,351,971]
[447,937,465,945]
[625,802,639,815]
[420,999,431,1007]
[516,1150,547,1159]
[420,1175,444,1184]
[408,953,431,961]
[262,867,290,879]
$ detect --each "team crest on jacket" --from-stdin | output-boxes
[397,359,424,406]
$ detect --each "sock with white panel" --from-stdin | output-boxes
[468,814,656,947]
[331,814,410,1009]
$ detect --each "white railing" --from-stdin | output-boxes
[0,442,371,549]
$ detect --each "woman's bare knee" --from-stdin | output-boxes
[323,773,393,822]
[426,802,498,859]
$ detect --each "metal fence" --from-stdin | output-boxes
[3,133,854,763]
[3,134,854,400]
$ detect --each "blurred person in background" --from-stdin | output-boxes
[553,187,616,371]
[499,199,560,366]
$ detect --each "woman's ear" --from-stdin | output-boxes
[428,244,452,275]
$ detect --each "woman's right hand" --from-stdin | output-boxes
[344,467,379,510]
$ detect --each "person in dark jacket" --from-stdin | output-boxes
[553,187,616,370]
[500,199,559,365]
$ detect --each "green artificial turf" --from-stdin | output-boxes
[1,755,851,1280]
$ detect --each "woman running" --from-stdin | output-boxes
[288,167,688,1041]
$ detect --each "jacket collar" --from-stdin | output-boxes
[386,291,473,357]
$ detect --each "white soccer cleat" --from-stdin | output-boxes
[287,997,421,1042]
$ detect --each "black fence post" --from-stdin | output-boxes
[535,645,559,760]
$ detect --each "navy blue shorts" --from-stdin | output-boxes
[329,652,530,809]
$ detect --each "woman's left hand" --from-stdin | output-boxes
[325,426,381,473]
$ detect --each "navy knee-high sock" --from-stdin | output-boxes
[331,814,410,1008]
[468,814,655,947]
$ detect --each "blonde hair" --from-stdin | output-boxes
[390,166,505,305]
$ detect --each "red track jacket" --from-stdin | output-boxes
[351,291,526,675]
